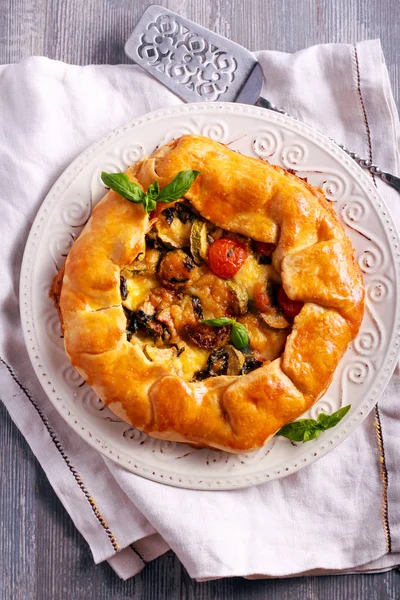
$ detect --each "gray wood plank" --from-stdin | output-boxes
[1,0,400,598]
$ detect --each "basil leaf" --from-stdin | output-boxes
[303,427,321,442]
[277,404,351,443]
[101,172,145,203]
[323,404,351,429]
[146,181,160,200]
[277,419,320,443]
[201,318,234,327]
[143,195,157,213]
[316,412,331,428]
[101,170,199,213]
[157,170,201,203]
[143,181,160,213]
[231,322,250,350]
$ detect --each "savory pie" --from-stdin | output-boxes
[51,134,364,452]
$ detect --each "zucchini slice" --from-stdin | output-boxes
[190,220,209,265]
[225,345,245,375]
[259,308,290,329]
[122,248,161,277]
[226,281,248,315]
[143,344,178,363]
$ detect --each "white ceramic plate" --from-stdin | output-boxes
[20,103,400,490]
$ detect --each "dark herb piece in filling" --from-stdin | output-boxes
[124,302,167,342]
[194,347,229,380]
[120,275,128,300]
[241,355,263,375]
[174,202,197,224]
[259,255,272,265]
[163,207,175,225]
[191,295,204,320]
[145,229,165,250]
[161,202,197,227]
[265,279,280,306]
[124,308,139,341]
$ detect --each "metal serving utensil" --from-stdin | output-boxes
[125,5,400,193]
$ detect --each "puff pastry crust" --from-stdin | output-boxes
[54,135,364,452]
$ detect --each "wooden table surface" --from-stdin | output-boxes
[1,1,399,598]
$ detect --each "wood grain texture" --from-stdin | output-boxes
[1,0,399,598]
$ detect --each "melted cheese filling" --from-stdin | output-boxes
[156,217,192,248]
[121,220,287,382]
[121,268,209,381]
[233,255,278,299]
[122,275,158,311]
[136,338,209,382]
[176,345,209,381]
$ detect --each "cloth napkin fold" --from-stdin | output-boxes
[1,39,400,581]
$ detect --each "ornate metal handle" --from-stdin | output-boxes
[256,97,400,194]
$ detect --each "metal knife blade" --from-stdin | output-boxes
[125,5,400,193]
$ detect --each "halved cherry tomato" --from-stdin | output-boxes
[277,287,303,318]
[208,238,247,279]
[254,241,276,257]
[253,282,273,312]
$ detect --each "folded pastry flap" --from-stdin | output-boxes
[220,358,310,449]
[281,239,364,331]
[132,156,159,191]
[63,306,126,355]
[148,375,238,450]
[61,188,147,310]
[138,360,310,453]
[142,136,350,272]
[266,185,322,269]
[147,366,307,453]
[145,135,279,243]
[62,251,121,311]
[281,304,353,397]
[73,342,172,429]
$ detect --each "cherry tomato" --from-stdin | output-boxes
[254,241,276,257]
[208,238,247,279]
[253,282,273,312]
[277,287,303,318]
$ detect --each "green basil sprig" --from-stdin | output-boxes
[201,318,250,350]
[157,170,200,203]
[276,405,351,443]
[101,172,146,203]
[101,169,200,213]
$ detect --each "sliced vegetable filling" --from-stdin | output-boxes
[121,200,301,382]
